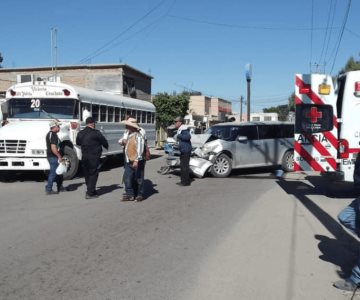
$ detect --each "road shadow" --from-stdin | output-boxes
[277,177,360,279]
[96,184,123,196]
[143,179,159,200]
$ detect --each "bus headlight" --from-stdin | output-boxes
[31,149,46,156]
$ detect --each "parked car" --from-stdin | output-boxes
[192,121,295,177]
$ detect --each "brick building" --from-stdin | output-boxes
[0,64,153,101]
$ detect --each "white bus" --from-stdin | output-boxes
[0,79,156,179]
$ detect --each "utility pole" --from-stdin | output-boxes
[245,64,252,121]
[51,28,58,80]
[240,96,243,122]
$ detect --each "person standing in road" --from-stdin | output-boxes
[76,117,109,199]
[121,118,146,202]
[174,116,192,186]
[45,120,64,195]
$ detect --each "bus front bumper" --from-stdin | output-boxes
[0,157,50,170]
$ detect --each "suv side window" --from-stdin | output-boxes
[258,125,277,139]
[238,125,258,140]
[281,124,294,138]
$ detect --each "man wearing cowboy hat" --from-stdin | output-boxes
[76,117,109,199]
[120,118,146,202]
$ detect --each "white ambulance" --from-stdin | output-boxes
[294,70,360,182]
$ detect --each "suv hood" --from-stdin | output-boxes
[191,133,212,148]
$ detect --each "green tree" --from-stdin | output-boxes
[339,56,360,74]
[152,92,190,130]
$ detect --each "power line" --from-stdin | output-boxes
[77,0,168,64]
[168,14,338,32]
[329,0,352,74]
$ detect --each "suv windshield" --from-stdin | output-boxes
[8,98,79,119]
[205,125,241,141]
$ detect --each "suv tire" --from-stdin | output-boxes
[211,153,232,177]
[281,150,294,172]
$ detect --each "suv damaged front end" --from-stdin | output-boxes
[189,134,224,177]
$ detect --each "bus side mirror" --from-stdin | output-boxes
[82,109,91,122]
[0,111,3,126]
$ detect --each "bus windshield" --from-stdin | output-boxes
[7,98,79,119]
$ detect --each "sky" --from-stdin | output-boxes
[1,0,359,113]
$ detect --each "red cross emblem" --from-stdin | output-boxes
[305,107,322,123]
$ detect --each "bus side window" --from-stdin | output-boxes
[92,104,99,122]
[100,105,107,122]
[108,106,114,122]
[121,108,126,121]
[141,111,146,124]
[115,107,120,123]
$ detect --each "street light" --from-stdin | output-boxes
[245,63,252,121]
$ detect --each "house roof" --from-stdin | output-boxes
[0,63,153,79]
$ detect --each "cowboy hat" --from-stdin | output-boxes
[121,118,140,130]
[49,120,61,128]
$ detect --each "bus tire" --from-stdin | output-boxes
[63,146,79,180]
[210,153,232,178]
[281,150,294,172]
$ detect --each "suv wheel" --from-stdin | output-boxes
[281,150,294,172]
[211,153,232,178]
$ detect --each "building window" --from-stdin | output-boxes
[123,76,136,98]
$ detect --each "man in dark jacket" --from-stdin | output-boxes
[174,116,192,186]
[76,117,109,199]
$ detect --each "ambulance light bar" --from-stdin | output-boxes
[319,84,330,95]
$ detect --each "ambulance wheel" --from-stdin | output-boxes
[63,146,79,180]
[281,150,294,172]
[211,153,232,177]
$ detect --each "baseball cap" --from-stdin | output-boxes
[85,117,96,124]
[174,116,184,123]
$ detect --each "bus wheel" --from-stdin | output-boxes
[63,146,79,180]
[281,150,294,172]
[211,153,232,177]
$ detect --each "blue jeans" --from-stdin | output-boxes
[46,156,60,192]
[338,198,360,284]
[124,160,145,197]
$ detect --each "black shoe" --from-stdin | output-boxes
[46,190,59,195]
[85,193,99,199]
[176,182,190,186]
[57,185,69,192]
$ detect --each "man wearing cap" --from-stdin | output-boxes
[76,117,109,199]
[174,116,192,186]
[121,118,146,201]
[45,120,64,195]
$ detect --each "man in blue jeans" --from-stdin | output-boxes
[121,118,146,202]
[45,120,64,195]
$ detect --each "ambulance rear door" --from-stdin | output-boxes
[337,71,360,181]
[294,74,338,174]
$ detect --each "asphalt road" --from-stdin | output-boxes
[0,152,358,300]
